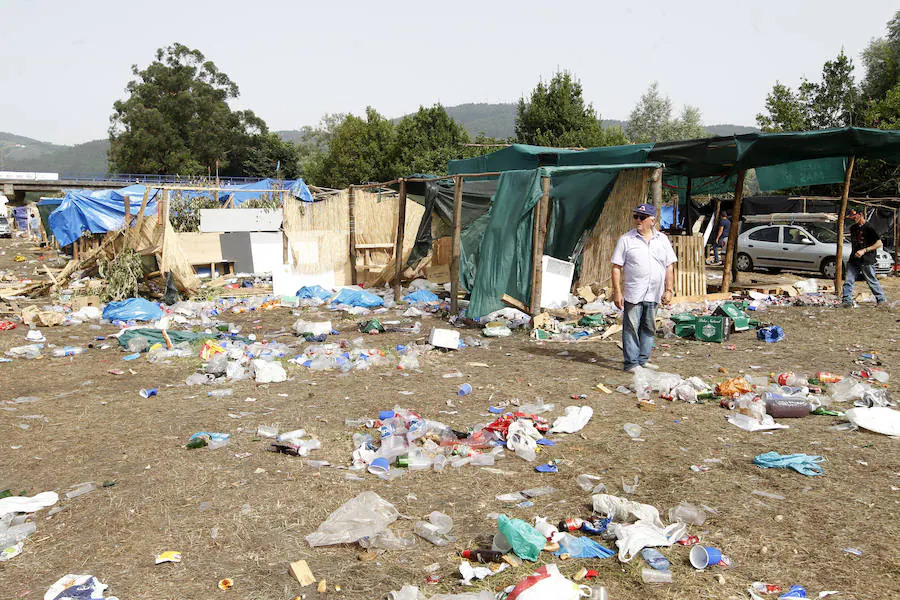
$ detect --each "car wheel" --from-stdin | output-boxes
[736,252,753,272]
[821,257,836,279]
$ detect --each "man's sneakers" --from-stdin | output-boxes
[642,363,660,370]
[624,365,637,373]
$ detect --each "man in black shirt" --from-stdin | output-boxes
[841,209,887,307]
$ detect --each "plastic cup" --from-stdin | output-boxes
[641,567,673,583]
[690,545,723,569]
[378,410,396,420]
[458,383,472,396]
[139,388,158,398]
[368,457,390,474]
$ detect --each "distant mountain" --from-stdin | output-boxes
[0,132,109,173]
[2,106,760,174]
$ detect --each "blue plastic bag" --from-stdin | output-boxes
[757,325,785,343]
[552,533,616,559]
[296,285,333,300]
[753,452,824,476]
[331,288,384,308]
[102,298,163,322]
[402,289,439,304]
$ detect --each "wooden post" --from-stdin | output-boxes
[529,176,551,315]
[348,186,357,285]
[893,208,899,277]
[449,176,464,313]
[651,167,662,230]
[721,170,746,293]
[684,177,693,233]
[834,156,855,293]
[123,196,131,229]
[393,179,408,299]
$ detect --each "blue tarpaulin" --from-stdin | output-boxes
[48,189,159,247]
[220,178,314,205]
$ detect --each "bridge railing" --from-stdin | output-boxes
[57,173,268,186]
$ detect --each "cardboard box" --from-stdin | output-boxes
[70,295,102,310]
[694,316,731,343]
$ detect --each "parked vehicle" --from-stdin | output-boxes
[0,217,11,238]
[736,223,852,279]
[873,246,894,274]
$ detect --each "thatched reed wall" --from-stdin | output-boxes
[578,167,654,288]
[282,189,424,286]
[127,213,201,295]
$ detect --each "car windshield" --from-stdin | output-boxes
[804,224,837,243]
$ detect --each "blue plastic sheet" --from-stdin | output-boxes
[48,189,159,247]
[296,285,333,300]
[753,452,824,476]
[221,178,314,205]
[331,288,384,308]
[102,298,164,322]
[402,289,439,304]
[553,534,616,559]
[757,325,785,343]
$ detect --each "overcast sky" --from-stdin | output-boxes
[1,0,896,145]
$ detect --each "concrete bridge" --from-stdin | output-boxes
[0,173,265,204]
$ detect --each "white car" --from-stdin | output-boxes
[736,223,852,279]
[0,217,10,238]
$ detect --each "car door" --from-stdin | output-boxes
[781,226,817,271]
[744,226,781,267]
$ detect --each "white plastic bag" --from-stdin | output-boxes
[251,359,287,383]
[591,494,664,528]
[305,492,398,547]
[506,564,590,600]
[608,519,687,562]
[550,406,593,433]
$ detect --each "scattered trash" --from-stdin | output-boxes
[155,550,182,564]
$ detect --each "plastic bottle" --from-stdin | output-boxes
[0,521,36,548]
[52,346,85,357]
[776,372,809,387]
[623,423,642,438]
[458,383,473,396]
[414,521,450,545]
[763,395,811,418]
[641,547,671,570]
[460,549,503,563]
[815,371,843,384]
[641,567,673,583]
[65,482,97,499]
[207,389,233,398]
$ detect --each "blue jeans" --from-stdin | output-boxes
[623,301,657,370]
[713,239,725,262]
[842,262,887,304]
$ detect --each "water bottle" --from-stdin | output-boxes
[641,547,671,570]
[207,389,233,398]
[52,346,84,357]
[460,549,503,563]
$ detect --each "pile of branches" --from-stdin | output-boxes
[98,248,144,301]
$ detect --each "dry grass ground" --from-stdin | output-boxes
[1,237,898,600]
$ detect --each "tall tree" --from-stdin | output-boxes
[627,82,708,142]
[393,104,470,175]
[313,107,397,188]
[108,43,288,177]
[514,71,616,147]
[860,11,900,102]
[756,50,857,132]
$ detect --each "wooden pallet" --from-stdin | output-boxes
[670,235,706,297]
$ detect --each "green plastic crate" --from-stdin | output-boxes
[695,316,731,343]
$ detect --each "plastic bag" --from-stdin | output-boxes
[43,574,118,600]
[331,288,384,308]
[402,289,439,304]
[591,494,664,528]
[497,514,545,561]
[753,452,824,476]
[305,492,398,547]
[101,298,163,322]
[296,285,333,300]
[549,406,593,433]
[668,501,707,525]
[716,377,753,397]
[250,359,287,383]
[506,564,589,600]
[608,519,688,562]
[845,406,900,436]
[553,533,616,559]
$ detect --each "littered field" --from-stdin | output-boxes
[1,236,899,600]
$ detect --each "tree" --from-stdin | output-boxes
[756,50,857,132]
[393,104,470,175]
[860,11,900,102]
[108,43,288,177]
[514,71,616,147]
[313,107,397,188]
[627,82,708,142]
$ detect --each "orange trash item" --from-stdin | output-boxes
[715,377,752,397]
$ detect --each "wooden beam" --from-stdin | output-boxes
[834,155,855,292]
[529,176,551,315]
[500,293,528,313]
[123,196,131,229]
[449,175,464,313]
[651,167,662,230]
[393,179,408,298]
[720,170,746,293]
[348,185,357,285]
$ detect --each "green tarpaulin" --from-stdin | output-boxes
[465,164,659,318]
[448,143,653,175]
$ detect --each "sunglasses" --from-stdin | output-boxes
[633,214,650,221]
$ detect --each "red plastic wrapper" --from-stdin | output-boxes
[676,535,701,546]
[0,321,17,331]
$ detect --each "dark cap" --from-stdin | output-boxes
[634,203,656,217]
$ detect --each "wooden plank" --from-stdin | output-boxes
[673,291,733,303]
[177,232,225,264]
[834,155,855,292]
[500,293,528,313]
[348,186,357,285]
[529,177,551,315]
[450,176,464,313]
[355,243,394,249]
[721,171,746,293]
[393,179,408,298]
